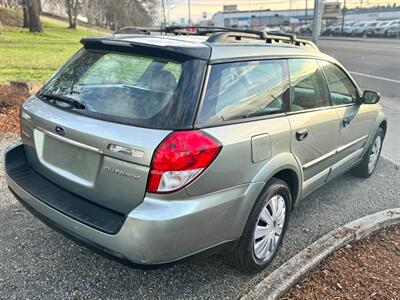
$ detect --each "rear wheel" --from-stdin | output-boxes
[351,127,384,178]
[228,178,291,273]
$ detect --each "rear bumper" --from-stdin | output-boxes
[5,143,263,265]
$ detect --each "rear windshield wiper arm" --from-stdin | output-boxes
[40,93,86,110]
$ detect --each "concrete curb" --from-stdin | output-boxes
[241,208,400,300]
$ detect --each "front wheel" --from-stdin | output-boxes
[228,178,291,273]
[351,127,384,178]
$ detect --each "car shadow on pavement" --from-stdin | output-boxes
[0,159,399,299]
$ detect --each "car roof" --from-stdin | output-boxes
[82,33,333,62]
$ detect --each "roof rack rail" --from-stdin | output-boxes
[163,26,318,50]
[164,26,265,38]
[111,26,318,50]
[113,27,161,35]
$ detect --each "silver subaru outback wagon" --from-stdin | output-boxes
[4,27,386,272]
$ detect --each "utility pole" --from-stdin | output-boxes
[305,0,308,18]
[161,0,167,27]
[341,0,346,35]
[188,0,192,26]
[248,0,252,28]
[312,0,322,44]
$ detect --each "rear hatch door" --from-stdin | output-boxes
[23,97,170,214]
[20,40,207,214]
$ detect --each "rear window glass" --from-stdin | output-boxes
[197,60,289,125]
[38,49,204,129]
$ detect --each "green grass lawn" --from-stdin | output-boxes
[0,8,109,84]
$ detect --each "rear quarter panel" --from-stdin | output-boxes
[186,116,301,202]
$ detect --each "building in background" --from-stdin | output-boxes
[210,5,400,29]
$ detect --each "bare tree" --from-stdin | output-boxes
[22,0,30,28]
[65,0,79,28]
[82,0,157,30]
[27,0,42,32]
[41,0,158,30]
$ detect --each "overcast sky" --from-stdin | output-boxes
[161,0,398,23]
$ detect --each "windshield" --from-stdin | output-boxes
[39,49,206,129]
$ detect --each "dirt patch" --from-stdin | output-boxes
[0,85,30,134]
[0,7,22,27]
[283,224,400,299]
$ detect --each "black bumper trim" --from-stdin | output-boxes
[5,144,126,235]
[9,188,238,269]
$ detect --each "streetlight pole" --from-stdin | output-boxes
[312,0,322,44]
[161,0,167,27]
[341,0,346,36]
[305,0,308,18]
[188,0,192,26]
[248,0,252,28]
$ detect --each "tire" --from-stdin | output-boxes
[228,178,291,273]
[351,127,384,178]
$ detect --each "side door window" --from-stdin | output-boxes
[319,60,359,106]
[288,59,330,112]
[197,59,290,126]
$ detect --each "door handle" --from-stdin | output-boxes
[343,118,351,127]
[296,129,309,141]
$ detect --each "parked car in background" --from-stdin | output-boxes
[264,26,282,34]
[366,21,388,37]
[387,22,400,37]
[362,21,381,37]
[343,22,357,36]
[350,21,370,36]
[375,19,400,37]
[298,23,312,35]
[322,23,340,36]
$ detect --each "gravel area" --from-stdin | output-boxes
[283,224,400,299]
[0,135,399,299]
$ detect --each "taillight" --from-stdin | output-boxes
[147,130,222,194]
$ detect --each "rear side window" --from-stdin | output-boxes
[319,60,358,105]
[288,59,330,112]
[38,49,205,129]
[197,60,289,125]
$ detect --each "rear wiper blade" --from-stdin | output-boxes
[41,93,86,109]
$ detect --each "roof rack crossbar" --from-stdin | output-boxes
[164,26,265,39]
[206,31,266,43]
[113,27,161,35]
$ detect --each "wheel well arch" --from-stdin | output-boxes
[379,120,387,136]
[271,168,300,209]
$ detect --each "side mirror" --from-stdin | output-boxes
[362,90,381,104]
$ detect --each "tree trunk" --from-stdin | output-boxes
[27,0,42,32]
[72,0,78,28]
[22,0,29,28]
[37,0,41,14]
[66,0,77,29]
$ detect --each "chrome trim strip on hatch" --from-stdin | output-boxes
[36,127,103,154]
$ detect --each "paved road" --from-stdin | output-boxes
[319,39,400,165]
[0,39,399,299]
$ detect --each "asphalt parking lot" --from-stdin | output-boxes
[1,38,399,299]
